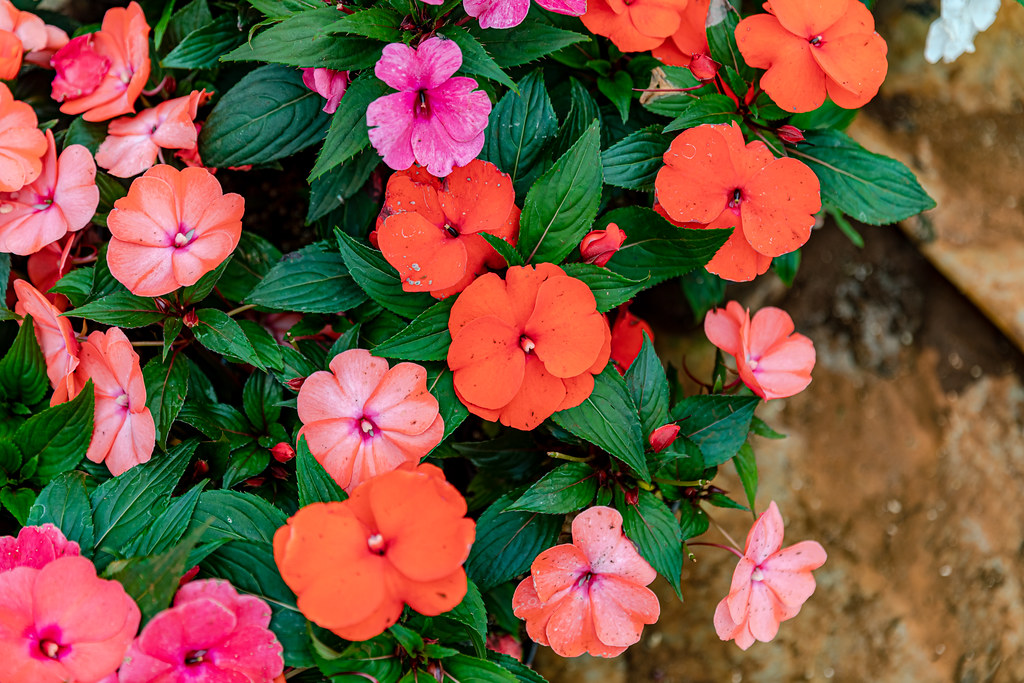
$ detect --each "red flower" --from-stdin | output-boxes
[735,0,888,113]
[580,223,625,267]
[274,463,476,641]
[654,122,820,282]
[447,264,611,431]
[581,0,689,53]
[609,304,654,374]
[377,159,519,299]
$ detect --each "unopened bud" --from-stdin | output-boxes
[270,442,296,463]
[182,309,198,328]
[580,223,626,267]
[776,125,805,144]
[689,53,719,81]
[624,487,640,506]
[178,565,200,586]
[649,423,681,453]
[243,476,265,487]
[285,376,306,391]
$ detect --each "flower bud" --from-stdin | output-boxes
[776,125,806,144]
[624,487,640,506]
[302,68,349,114]
[285,376,306,391]
[689,53,719,81]
[270,442,296,463]
[50,35,110,102]
[649,423,680,453]
[182,309,198,328]
[178,565,200,586]
[580,223,626,267]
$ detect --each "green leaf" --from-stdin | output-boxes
[599,206,731,286]
[177,402,254,446]
[245,243,366,314]
[672,395,759,466]
[16,382,94,481]
[519,121,602,264]
[444,654,518,683]
[680,268,725,322]
[426,365,468,440]
[749,415,784,439]
[509,462,597,514]
[624,334,670,439]
[142,355,189,449]
[679,500,709,540]
[0,316,48,407]
[662,94,739,133]
[480,232,524,267]
[219,232,282,302]
[773,248,800,286]
[706,1,755,82]
[27,471,95,553]
[309,73,390,180]
[560,263,646,313]
[597,70,633,122]
[465,494,562,590]
[165,0,212,47]
[554,77,600,159]
[371,298,453,361]
[793,130,936,225]
[297,435,346,506]
[552,366,649,480]
[66,292,167,328]
[601,126,670,190]
[192,308,266,370]
[618,490,683,597]
[445,580,487,657]
[106,529,201,624]
[162,14,245,69]
[51,268,95,307]
[152,0,177,50]
[91,440,196,566]
[125,483,205,557]
[335,229,433,320]
[64,116,108,155]
[187,489,287,545]
[468,17,588,67]
[325,6,403,42]
[733,442,758,511]
[438,26,516,90]
[479,70,558,193]
[222,442,270,489]
[245,0,318,18]
[789,98,858,131]
[180,257,232,306]
[1,487,35,525]
[200,64,331,168]
[237,320,285,372]
[487,651,549,683]
[307,147,379,223]
[242,371,281,430]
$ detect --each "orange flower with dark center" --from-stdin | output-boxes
[447,264,611,431]
[735,0,888,113]
[581,0,689,53]
[273,463,475,641]
[377,159,519,299]
[654,122,820,282]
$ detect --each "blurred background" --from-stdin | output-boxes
[540,2,1024,681]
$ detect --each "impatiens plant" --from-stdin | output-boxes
[0,0,935,678]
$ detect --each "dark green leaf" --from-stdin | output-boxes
[773,248,800,286]
[465,493,562,590]
[445,580,487,657]
[596,70,633,122]
[749,415,784,439]
[2,487,35,525]
[601,126,670,190]
[242,371,281,430]
[222,443,270,489]
[180,257,232,306]
[439,25,516,90]
[309,73,390,180]
[237,320,286,372]
[371,298,453,361]
[789,98,858,131]
[706,3,755,81]
[468,17,588,67]
[554,77,600,159]
[335,229,433,319]
[219,232,282,302]
[106,529,201,623]
[50,268,94,307]
[619,490,683,597]
[177,402,254,446]
[444,654,518,683]
[165,0,212,47]
[64,116,108,154]
[680,268,725,322]
[480,232,524,267]
[679,500,709,539]
[509,462,598,514]
[187,489,287,545]
[733,442,758,511]
[192,308,266,369]
[162,14,245,69]
[560,263,646,313]
[624,334,670,439]
[142,355,189,449]
[672,394,759,466]
[0,316,48,407]
[662,94,739,132]
[297,435,345,506]
[125,483,205,557]
[27,471,95,553]
[245,0,318,18]
[487,651,549,683]
[307,148,379,223]
[246,243,366,313]
[66,292,166,328]
[16,382,94,481]
[479,70,557,193]
[325,6,403,42]
[426,365,468,440]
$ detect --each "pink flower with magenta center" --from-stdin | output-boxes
[714,501,827,650]
[366,37,491,177]
[0,524,79,573]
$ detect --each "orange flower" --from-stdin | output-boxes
[447,264,611,431]
[376,160,519,299]
[50,1,150,122]
[106,165,244,297]
[513,506,660,657]
[581,0,688,53]
[273,463,475,641]
[12,279,84,405]
[609,304,654,374]
[735,0,888,113]
[650,0,710,69]
[0,82,46,193]
[654,122,820,282]
[297,349,444,492]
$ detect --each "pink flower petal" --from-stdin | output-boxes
[530,544,589,602]
[589,574,660,647]
[463,0,531,29]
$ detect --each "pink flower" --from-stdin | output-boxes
[26,236,74,309]
[0,555,140,682]
[118,579,284,683]
[463,0,585,29]
[0,524,80,573]
[512,506,660,657]
[302,68,348,114]
[580,222,626,267]
[297,348,445,492]
[714,501,826,650]
[366,37,492,177]
[0,82,47,193]
[13,279,84,405]
[0,130,98,256]
[95,90,209,178]
[0,0,51,78]
[704,301,815,400]
[106,165,244,297]
[78,326,156,476]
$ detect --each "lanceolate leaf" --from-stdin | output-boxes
[624,335,671,439]
[371,298,453,361]
[0,316,48,407]
[561,263,647,313]
[162,14,245,69]
[733,442,758,512]
[142,355,190,449]
[671,394,759,466]
[309,73,390,180]
[16,382,94,482]
[297,436,346,506]
[245,243,367,313]
[618,490,684,597]
[509,462,598,514]
[335,229,434,320]
[439,26,516,91]
[602,126,671,190]
[66,293,167,328]
[192,309,267,370]
[661,94,739,133]
[27,471,95,554]
[465,493,562,590]
[468,17,588,67]
[325,6,403,42]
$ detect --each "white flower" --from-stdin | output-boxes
[924,0,1001,63]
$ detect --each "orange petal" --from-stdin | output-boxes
[448,271,515,332]
[531,544,589,602]
[378,212,468,292]
[557,372,595,412]
[769,0,848,38]
[741,157,820,257]
[400,567,468,616]
[497,355,566,430]
[526,278,605,378]
[439,158,515,235]
[814,33,887,108]
[448,316,524,409]
[655,126,736,223]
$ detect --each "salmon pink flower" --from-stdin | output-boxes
[714,501,826,649]
[609,304,653,373]
[580,223,625,267]
[581,0,688,53]
[447,263,612,431]
[0,0,54,78]
[513,506,660,657]
[0,82,47,193]
[27,236,75,309]
[654,122,821,282]
[274,462,476,641]
[651,0,711,70]
[13,279,84,405]
[0,555,140,682]
[50,1,151,122]
[463,0,585,30]
[376,159,520,299]
[704,301,815,400]
[95,90,209,179]
[302,67,348,114]
[118,579,284,683]
[297,349,444,492]
[106,165,244,297]
[366,37,492,177]
[0,524,80,573]
[0,130,98,256]
[735,0,888,113]
[78,326,156,476]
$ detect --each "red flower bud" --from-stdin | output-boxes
[243,476,265,487]
[580,223,626,267]
[192,459,209,478]
[689,53,719,81]
[610,304,654,374]
[182,309,198,328]
[776,125,805,144]
[178,565,200,587]
[270,442,296,463]
[649,423,680,453]
[624,487,640,506]
[285,376,306,391]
